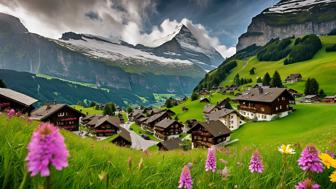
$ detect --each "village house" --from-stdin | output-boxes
[287,88,303,98]
[216,99,231,109]
[187,120,231,148]
[154,118,183,140]
[225,85,239,94]
[142,111,171,132]
[0,88,38,114]
[81,115,96,125]
[323,96,336,103]
[203,104,219,118]
[86,115,121,136]
[129,109,145,121]
[118,113,125,124]
[300,95,320,103]
[285,73,302,83]
[111,128,132,147]
[235,88,294,121]
[200,97,210,103]
[30,104,85,131]
[208,109,245,131]
[157,138,182,151]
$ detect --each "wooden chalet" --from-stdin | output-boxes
[235,88,294,121]
[323,96,336,103]
[0,88,38,114]
[185,119,198,128]
[300,95,320,103]
[118,113,125,124]
[200,97,210,103]
[287,88,303,98]
[81,115,96,125]
[216,99,230,109]
[142,111,170,132]
[285,73,302,83]
[30,104,85,131]
[203,104,218,115]
[129,109,145,121]
[86,115,121,136]
[154,118,183,140]
[208,109,244,131]
[187,120,231,148]
[111,128,132,147]
[157,138,182,151]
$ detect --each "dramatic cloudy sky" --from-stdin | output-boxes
[0,0,278,58]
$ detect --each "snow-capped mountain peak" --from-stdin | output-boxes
[265,0,336,14]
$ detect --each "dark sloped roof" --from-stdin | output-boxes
[203,104,216,113]
[0,88,38,106]
[235,88,293,103]
[155,118,178,129]
[88,115,121,128]
[112,128,131,143]
[188,120,231,137]
[30,104,84,120]
[145,111,168,124]
[157,138,182,150]
[208,109,235,121]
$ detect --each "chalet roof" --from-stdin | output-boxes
[286,73,302,79]
[137,117,148,123]
[31,104,84,120]
[157,138,182,150]
[155,118,179,129]
[200,97,210,102]
[188,120,231,137]
[324,96,336,99]
[88,115,121,128]
[203,104,216,113]
[112,128,131,143]
[0,88,38,107]
[235,88,293,103]
[303,95,318,99]
[145,111,168,124]
[208,109,235,121]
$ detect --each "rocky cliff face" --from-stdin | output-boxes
[237,0,336,51]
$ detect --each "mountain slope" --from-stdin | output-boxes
[195,35,336,95]
[237,0,336,50]
[0,13,222,105]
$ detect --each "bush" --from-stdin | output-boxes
[326,44,336,52]
[257,38,292,61]
[284,35,322,65]
[328,28,336,36]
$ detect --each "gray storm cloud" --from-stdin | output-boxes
[0,0,235,58]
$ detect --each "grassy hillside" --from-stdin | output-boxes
[1,106,336,188]
[222,36,336,94]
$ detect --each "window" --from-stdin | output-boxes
[276,107,278,111]
[280,105,282,109]
[282,97,285,100]
[58,112,65,117]
[261,107,265,112]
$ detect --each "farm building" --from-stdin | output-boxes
[0,88,38,114]
[142,111,171,132]
[323,96,336,103]
[111,128,132,147]
[200,97,210,103]
[187,120,231,148]
[86,115,121,136]
[235,88,294,121]
[154,118,183,140]
[157,138,182,151]
[285,73,302,83]
[300,95,320,103]
[30,104,85,131]
[208,109,245,131]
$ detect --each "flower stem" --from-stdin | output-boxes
[18,172,28,189]
[45,176,51,189]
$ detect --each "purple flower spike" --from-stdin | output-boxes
[298,145,323,173]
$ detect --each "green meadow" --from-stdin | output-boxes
[1,103,336,188]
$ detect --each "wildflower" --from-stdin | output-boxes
[138,158,144,170]
[298,145,323,173]
[205,146,216,172]
[26,123,69,177]
[7,109,15,118]
[218,166,230,178]
[330,171,336,183]
[319,153,336,169]
[249,150,264,173]
[178,165,192,189]
[98,171,108,181]
[325,150,335,158]
[278,144,295,154]
[295,179,320,189]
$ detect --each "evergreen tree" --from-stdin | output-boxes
[0,79,6,88]
[256,77,262,83]
[304,78,311,95]
[319,89,326,98]
[127,107,133,114]
[191,93,199,101]
[304,78,319,95]
[103,103,116,116]
[262,72,271,86]
[270,71,283,88]
[249,67,256,75]
[165,98,173,108]
[234,74,241,86]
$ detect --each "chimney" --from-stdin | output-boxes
[258,86,263,94]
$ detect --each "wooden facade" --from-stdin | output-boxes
[111,129,132,147]
[142,111,170,132]
[86,116,121,136]
[187,121,231,148]
[157,138,182,151]
[31,104,84,131]
[154,118,183,140]
[0,88,38,114]
[323,96,336,103]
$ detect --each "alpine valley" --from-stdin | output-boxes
[0,13,223,106]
